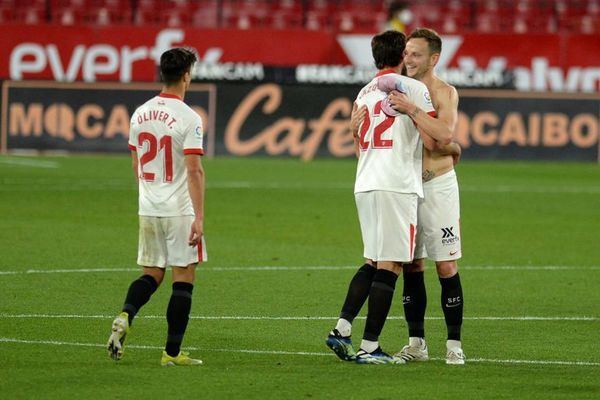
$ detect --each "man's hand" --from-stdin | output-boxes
[350,103,367,136]
[450,142,462,166]
[434,142,462,166]
[388,90,416,115]
[188,217,204,247]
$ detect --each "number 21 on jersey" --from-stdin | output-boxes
[358,100,395,151]
[138,132,173,182]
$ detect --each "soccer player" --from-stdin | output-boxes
[387,28,465,365]
[106,47,206,366]
[325,30,452,364]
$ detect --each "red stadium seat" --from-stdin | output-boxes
[134,8,163,25]
[271,0,302,13]
[87,6,131,25]
[475,11,501,32]
[51,7,85,25]
[268,10,303,30]
[8,0,594,34]
[0,6,14,23]
[192,6,219,28]
[14,7,46,24]
[305,10,330,31]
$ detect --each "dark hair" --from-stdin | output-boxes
[371,30,406,70]
[160,47,197,85]
[408,28,442,55]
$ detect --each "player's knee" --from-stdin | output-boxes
[377,261,402,275]
[404,259,425,273]
[143,267,165,286]
[436,261,457,278]
[172,263,197,283]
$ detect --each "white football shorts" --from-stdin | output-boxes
[137,215,207,268]
[355,191,418,262]
[414,169,461,261]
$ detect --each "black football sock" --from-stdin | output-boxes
[165,282,194,357]
[339,263,377,323]
[363,269,399,342]
[403,270,427,338]
[440,273,463,341]
[122,274,159,325]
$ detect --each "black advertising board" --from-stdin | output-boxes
[1,81,216,155]
[455,90,600,161]
[2,81,598,161]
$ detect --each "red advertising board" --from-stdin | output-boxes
[3,24,600,92]
[3,25,349,82]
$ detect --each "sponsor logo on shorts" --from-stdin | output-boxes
[449,250,459,256]
[441,227,460,245]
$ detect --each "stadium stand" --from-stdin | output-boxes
[0,0,598,34]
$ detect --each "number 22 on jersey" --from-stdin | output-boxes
[358,100,396,151]
[138,132,173,182]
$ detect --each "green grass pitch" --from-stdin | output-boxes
[1,155,599,399]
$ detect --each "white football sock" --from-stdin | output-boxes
[334,318,352,337]
[409,336,425,347]
[447,339,462,350]
[360,339,379,353]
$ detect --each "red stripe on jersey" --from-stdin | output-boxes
[158,93,182,101]
[184,148,204,155]
[128,144,136,151]
[409,223,416,260]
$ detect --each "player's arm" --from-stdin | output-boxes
[186,154,205,246]
[350,102,367,159]
[128,116,139,183]
[437,141,462,165]
[130,151,139,182]
[388,87,455,145]
[417,126,438,151]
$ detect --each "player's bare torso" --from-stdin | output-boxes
[422,78,457,182]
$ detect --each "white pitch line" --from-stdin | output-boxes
[0,313,596,321]
[1,265,600,276]
[0,158,59,169]
[0,337,598,366]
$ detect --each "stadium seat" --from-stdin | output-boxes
[268,10,303,30]
[192,7,219,28]
[134,8,164,25]
[51,7,85,25]
[87,6,132,25]
[6,0,597,34]
[0,6,14,23]
[305,10,330,31]
[14,7,46,24]
[271,0,302,13]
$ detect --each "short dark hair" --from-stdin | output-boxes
[408,28,442,55]
[371,30,406,70]
[160,47,197,85]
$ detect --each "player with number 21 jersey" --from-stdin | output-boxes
[129,93,204,217]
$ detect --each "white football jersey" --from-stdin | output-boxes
[128,93,204,217]
[354,70,435,197]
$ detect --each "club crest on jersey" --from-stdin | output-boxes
[424,91,432,104]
